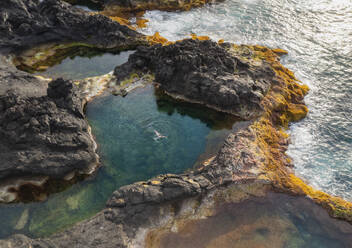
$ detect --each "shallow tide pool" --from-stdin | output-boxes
[0,83,236,238]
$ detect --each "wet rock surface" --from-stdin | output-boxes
[0,0,145,53]
[0,60,98,202]
[115,39,274,119]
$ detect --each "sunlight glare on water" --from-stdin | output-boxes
[141,0,352,200]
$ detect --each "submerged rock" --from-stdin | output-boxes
[0,0,146,53]
[0,61,98,203]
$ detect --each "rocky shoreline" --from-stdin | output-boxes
[1,0,352,247]
[0,0,145,203]
[0,58,100,203]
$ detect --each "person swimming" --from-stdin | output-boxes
[153,130,167,141]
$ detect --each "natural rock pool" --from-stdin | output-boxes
[0,75,236,238]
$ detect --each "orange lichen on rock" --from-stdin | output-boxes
[108,16,136,30]
[136,18,149,28]
[271,48,288,56]
[286,174,352,221]
[218,39,224,44]
[146,32,174,46]
[92,11,149,31]
[190,33,210,41]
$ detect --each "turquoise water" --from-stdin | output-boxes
[141,0,352,201]
[35,51,134,80]
[87,86,236,181]
[158,193,352,248]
[0,84,235,239]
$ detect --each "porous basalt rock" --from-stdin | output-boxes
[0,61,98,203]
[0,0,146,53]
[114,39,274,120]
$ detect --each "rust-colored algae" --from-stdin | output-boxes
[136,18,149,28]
[108,16,136,30]
[146,32,174,46]
[190,33,210,41]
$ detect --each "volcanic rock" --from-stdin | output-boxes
[114,39,275,120]
[0,60,98,202]
[0,0,145,53]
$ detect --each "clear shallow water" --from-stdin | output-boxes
[0,85,235,239]
[141,0,352,201]
[157,193,352,248]
[35,51,134,80]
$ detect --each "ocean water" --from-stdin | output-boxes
[0,84,235,238]
[140,0,352,201]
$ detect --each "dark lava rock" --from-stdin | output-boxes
[0,0,145,52]
[114,39,275,120]
[0,61,98,182]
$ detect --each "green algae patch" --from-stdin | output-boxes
[13,43,97,73]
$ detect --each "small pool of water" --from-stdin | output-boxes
[156,193,352,248]
[0,85,236,239]
[35,51,134,80]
